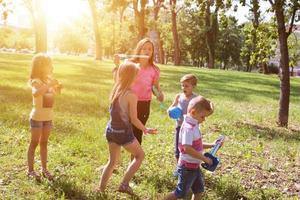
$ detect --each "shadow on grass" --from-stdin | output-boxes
[161,67,300,103]
[235,121,300,141]
[49,176,141,200]
[49,177,93,200]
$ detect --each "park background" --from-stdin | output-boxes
[0,0,300,199]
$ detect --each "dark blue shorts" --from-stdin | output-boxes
[174,167,204,198]
[30,119,52,129]
[105,125,135,146]
[175,126,181,159]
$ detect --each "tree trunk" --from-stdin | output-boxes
[112,12,116,55]
[34,0,47,53]
[251,0,260,71]
[275,3,290,127]
[153,1,165,64]
[205,2,218,69]
[157,32,165,64]
[88,0,102,60]
[170,0,181,65]
[133,0,147,40]
[119,6,126,37]
[262,63,269,74]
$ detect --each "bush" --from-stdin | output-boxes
[268,64,279,74]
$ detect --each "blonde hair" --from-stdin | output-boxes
[110,62,139,103]
[180,74,197,86]
[29,53,52,82]
[187,96,214,115]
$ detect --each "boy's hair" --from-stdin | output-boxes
[180,74,197,86]
[187,95,214,115]
[110,62,139,103]
[30,53,52,82]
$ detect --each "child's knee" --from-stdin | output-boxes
[139,150,145,160]
[134,150,145,161]
[108,160,118,168]
[30,140,39,148]
[39,140,48,147]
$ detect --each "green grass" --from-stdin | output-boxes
[0,52,299,200]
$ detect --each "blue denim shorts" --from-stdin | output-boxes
[30,119,53,129]
[105,125,135,146]
[174,167,204,198]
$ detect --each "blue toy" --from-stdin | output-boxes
[201,135,225,172]
[168,106,183,119]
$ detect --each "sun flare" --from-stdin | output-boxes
[43,0,88,28]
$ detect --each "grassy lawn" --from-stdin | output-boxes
[0,52,299,200]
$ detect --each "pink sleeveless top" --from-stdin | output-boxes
[131,65,160,101]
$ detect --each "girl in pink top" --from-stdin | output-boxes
[114,38,164,145]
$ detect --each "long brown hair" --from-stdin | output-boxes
[29,53,52,82]
[130,38,155,65]
[110,62,139,103]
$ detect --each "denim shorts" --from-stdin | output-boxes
[105,125,135,146]
[30,119,53,129]
[174,167,204,198]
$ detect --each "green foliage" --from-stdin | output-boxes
[0,0,13,22]
[288,32,300,67]
[240,21,277,71]
[216,14,243,69]
[240,23,254,69]
[53,24,89,54]
[0,27,34,50]
[177,4,207,66]
[250,22,277,66]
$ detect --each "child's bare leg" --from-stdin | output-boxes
[40,127,51,171]
[27,128,42,172]
[163,192,177,200]
[192,193,203,200]
[121,139,144,184]
[98,142,121,191]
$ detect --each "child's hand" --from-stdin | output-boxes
[204,157,213,166]
[157,92,164,102]
[49,79,59,87]
[55,83,63,93]
[114,54,120,66]
[144,128,158,135]
[214,136,225,148]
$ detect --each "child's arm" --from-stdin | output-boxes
[128,92,157,134]
[153,79,164,102]
[53,82,63,94]
[203,137,225,149]
[31,81,53,97]
[203,143,215,149]
[112,54,120,81]
[168,94,180,110]
[183,145,213,165]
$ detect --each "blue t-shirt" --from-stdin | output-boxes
[176,93,197,127]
